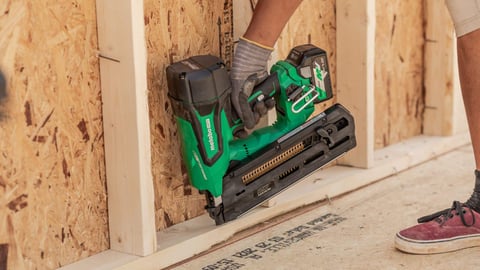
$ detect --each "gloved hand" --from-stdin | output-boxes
[231,37,275,132]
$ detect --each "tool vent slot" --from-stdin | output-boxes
[304,151,325,165]
[335,118,348,131]
[278,165,300,180]
[331,136,351,148]
[242,142,305,185]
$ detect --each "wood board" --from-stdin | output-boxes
[174,144,477,269]
[144,0,234,230]
[336,0,376,168]
[147,0,339,229]
[423,0,467,136]
[96,0,157,256]
[58,132,471,270]
[374,0,425,149]
[0,0,108,269]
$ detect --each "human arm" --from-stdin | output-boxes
[231,0,303,131]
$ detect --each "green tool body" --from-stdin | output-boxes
[167,44,355,225]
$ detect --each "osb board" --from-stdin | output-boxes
[374,0,425,149]
[0,1,108,269]
[274,0,337,113]
[147,0,339,230]
[144,0,234,230]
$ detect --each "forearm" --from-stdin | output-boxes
[243,0,303,47]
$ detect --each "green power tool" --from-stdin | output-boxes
[167,44,356,225]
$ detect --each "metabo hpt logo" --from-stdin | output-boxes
[205,118,216,151]
[314,61,327,92]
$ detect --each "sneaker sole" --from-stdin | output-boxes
[395,233,480,254]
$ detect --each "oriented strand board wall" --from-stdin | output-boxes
[145,0,234,230]
[147,0,337,229]
[0,1,108,269]
[374,0,425,148]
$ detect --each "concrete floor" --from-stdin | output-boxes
[172,145,479,270]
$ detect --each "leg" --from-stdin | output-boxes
[394,1,480,254]
[457,29,480,170]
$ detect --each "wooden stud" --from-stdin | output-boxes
[423,0,466,136]
[374,0,425,149]
[336,0,376,168]
[95,0,156,256]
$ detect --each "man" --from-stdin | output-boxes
[395,0,480,254]
[231,0,480,254]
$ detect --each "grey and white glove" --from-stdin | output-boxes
[231,37,275,131]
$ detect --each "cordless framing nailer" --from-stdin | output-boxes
[166,44,356,225]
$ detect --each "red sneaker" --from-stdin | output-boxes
[395,201,480,254]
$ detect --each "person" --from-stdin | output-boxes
[395,1,480,254]
[231,0,480,254]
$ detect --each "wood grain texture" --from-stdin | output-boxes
[96,0,156,256]
[423,0,459,136]
[146,0,337,229]
[0,0,108,269]
[336,0,376,168]
[374,0,425,149]
[144,0,234,230]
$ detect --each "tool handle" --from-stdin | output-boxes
[231,73,280,135]
[248,74,280,107]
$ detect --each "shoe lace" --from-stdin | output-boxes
[417,201,475,227]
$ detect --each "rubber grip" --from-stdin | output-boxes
[248,74,280,107]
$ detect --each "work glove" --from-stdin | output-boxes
[231,37,275,133]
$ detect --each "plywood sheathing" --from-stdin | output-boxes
[374,0,425,149]
[146,0,337,230]
[0,1,108,269]
[145,0,234,230]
